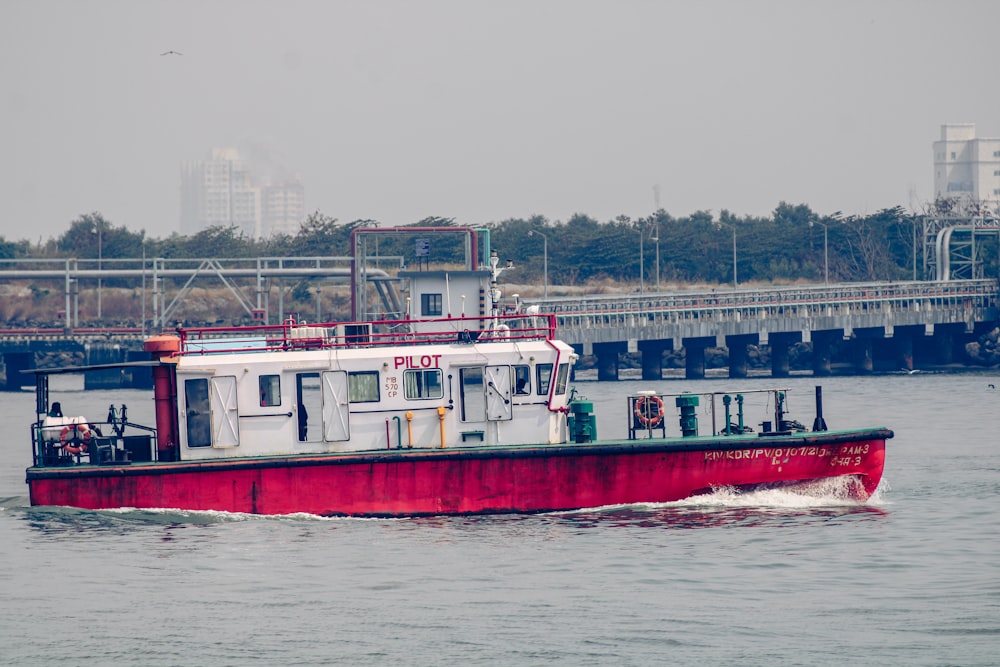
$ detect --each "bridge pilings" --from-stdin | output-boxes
[125,349,154,389]
[683,338,712,379]
[638,340,670,380]
[0,339,152,391]
[724,334,758,379]
[935,329,955,364]
[1,352,34,391]
[594,341,628,381]
[546,277,999,380]
[84,343,127,390]
[854,338,874,373]
[811,330,840,376]
[768,332,801,378]
[895,329,915,372]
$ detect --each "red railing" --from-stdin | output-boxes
[0,326,146,337]
[174,314,558,356]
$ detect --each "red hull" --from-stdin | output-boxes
[27,431,888,516]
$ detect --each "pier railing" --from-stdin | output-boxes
[525,279,997,334]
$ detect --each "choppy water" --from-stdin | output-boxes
[2,372,998,666]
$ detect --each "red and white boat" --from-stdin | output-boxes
[25,246,891,516]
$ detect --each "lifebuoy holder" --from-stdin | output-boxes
[634,395,665,428]
[59,423,91,455]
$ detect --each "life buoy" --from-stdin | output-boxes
[60,423,91,454]
[634,395,665,428]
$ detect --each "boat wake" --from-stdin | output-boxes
[561,476,889,515]
[674,475,890,510]
[93,506,374,523]
[0,495,30,510]
[550,477,890,529]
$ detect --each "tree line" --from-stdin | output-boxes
[0,203,995,288]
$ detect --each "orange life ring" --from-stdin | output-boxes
[634,395,664,428]
[60,423,91,454]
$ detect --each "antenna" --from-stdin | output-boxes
[653,184,661,210]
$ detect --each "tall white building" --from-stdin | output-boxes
[181,148,262,237]
[932,124,1000,211]
[181,148,306,238]
[261,179,306,236]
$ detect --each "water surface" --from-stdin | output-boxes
[2,373,998,666]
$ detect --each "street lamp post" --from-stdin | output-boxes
[731,225,737,288]
[639,226,644,293]
[653,220,660,292]
[92,221,103,320]
[527,229,548,299]
[810,220,829,285]
[650,219,660,291]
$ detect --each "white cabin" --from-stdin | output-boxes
[172,326,576,460]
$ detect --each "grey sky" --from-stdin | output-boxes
[2,0,998,242]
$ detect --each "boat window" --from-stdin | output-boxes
[554,363,570,396]
[512,365,530,395]
[184,378,212,447]
[404,369,443,399]
[348,371,380,403]
[536,363,553,396]
[421,293,443,317]
[259,374,281,407]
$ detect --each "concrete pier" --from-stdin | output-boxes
[854,338,874,373]
[769,332,800,378]
[684,338,711,380]
[638,340,668,381]
[594,341,626,381]
[811,331,839,376]
[1,352,33,391]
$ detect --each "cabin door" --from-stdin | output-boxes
[183,377,212,447]
[484,365,513,421]
[209,375,240,448]
[321,371,350,441]
[296,373,322,442]
[459,367,486,422]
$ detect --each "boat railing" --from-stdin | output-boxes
[174,313,558,355]
[31,407,159,468]
[626,386,817,440]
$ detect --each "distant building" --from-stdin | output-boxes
[933,124,1000,211]
[180,148,305,238]
[180,148,260,237]
[261,179,306,236]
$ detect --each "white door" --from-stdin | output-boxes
[321,371,350,442]
[485,365,513,421]
[210,375,240,448]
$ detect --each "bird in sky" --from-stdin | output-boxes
[160,50,183,56]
